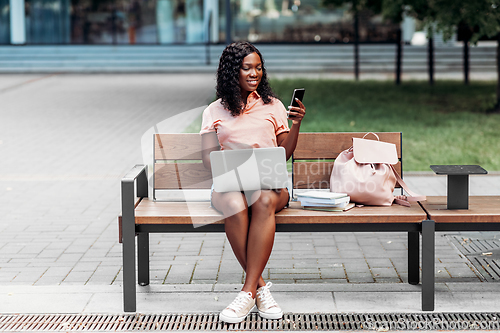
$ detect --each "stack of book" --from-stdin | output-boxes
[296,191,354,211]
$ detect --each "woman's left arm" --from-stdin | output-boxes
[277,98,306,160]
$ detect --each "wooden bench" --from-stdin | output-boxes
[120,132,435,313]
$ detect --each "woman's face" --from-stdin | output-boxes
[239,52,263,98]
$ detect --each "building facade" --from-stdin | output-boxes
[0,0,400,45]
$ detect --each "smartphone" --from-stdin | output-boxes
[288,88,305,118]
[290,88,305,108]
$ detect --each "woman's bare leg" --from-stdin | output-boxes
[212,191,267,291]
[241,189,289,296]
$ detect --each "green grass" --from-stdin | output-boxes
[186,80,500,171]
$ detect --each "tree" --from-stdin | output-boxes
[383,0,438,84]
[321,0,392,81]
[432,0,500,112]
[384,0,500,111]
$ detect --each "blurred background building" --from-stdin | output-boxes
[0,0,407,45]
[2,0,496,77]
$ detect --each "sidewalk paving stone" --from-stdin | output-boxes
[346,274,375,283]
[215,273,244,284]
[319,268,346,279]
[0,74,499,316]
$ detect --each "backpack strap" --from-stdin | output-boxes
[390,165,427,206]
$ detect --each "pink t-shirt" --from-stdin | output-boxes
[200,91,290,150]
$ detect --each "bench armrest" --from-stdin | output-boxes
[122,164,148,198]
[120,165,148,243]
[122,164,148,188]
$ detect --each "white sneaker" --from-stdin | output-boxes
[219,291,255,323]
[256,282,283,320]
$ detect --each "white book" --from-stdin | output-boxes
[300,198,350,208]
[302,203,356,212]
[298,196,350,206]
[296,191,348,200]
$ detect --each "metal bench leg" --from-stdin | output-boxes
[408,231,420,285]
[122,181,137,312]
[138,232,150,286]
[421,219,435,311]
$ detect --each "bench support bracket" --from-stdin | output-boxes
[408,231,419,285]
[138,232,150,286]
[122,180,137,312]
[421,219,435,311]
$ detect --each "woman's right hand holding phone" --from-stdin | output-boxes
[287,98,306,125]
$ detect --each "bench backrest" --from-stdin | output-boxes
[154,134,212,193]
[153,132,402,195]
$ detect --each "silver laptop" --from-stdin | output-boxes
[210,147,288,192]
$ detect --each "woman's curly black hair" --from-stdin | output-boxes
[216,41,277,116]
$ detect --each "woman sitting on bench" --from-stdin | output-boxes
[200,41,306,323]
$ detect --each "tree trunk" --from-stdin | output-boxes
[463,37,469,85]
[225,0,232,45]
[396,28,402,85]
[493,34,500,113]
[428,37,434,85]
[354,9,359,81]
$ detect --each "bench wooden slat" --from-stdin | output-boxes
[293,161,333,189]
[294,132,402,160]
[293,161,402,189]
[155,134,203,160]
[420,196,500,223]
[135,199,224,225]
[134,199,426,224]
[154,163,212,189]
[155,132,401,160]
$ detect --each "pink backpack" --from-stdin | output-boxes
[330,133,426,206]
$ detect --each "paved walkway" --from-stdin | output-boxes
[0,74,499,318]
